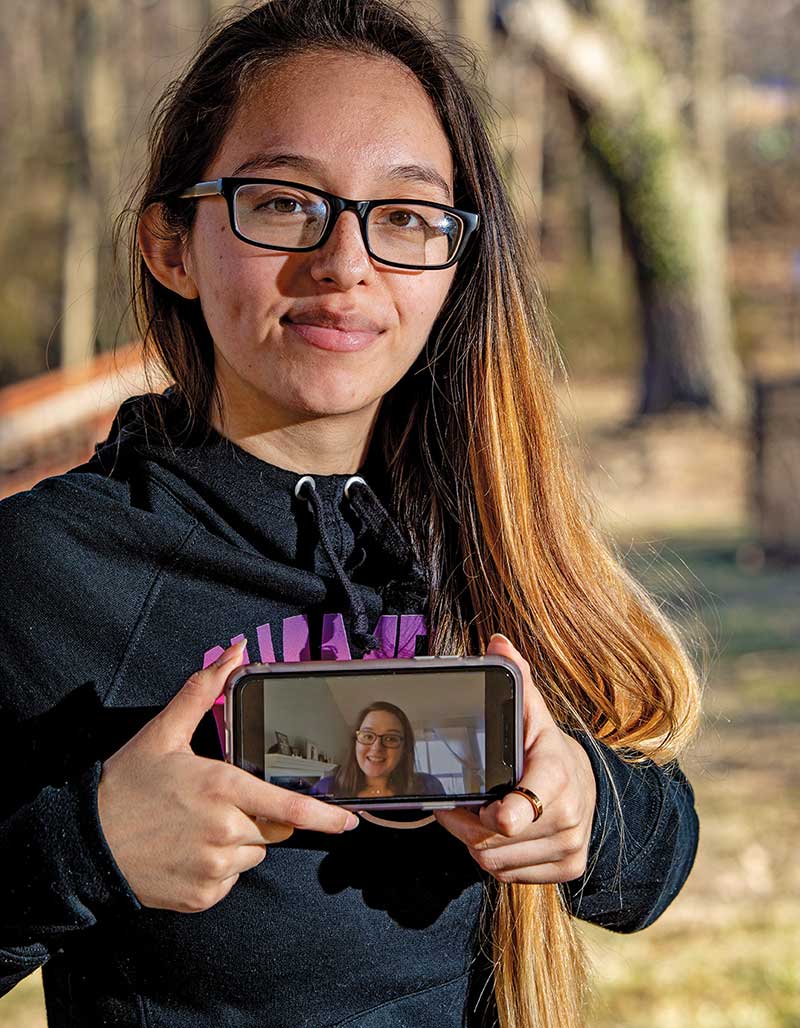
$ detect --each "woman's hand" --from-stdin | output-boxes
[97,640,359,913]
[434,634,597,885]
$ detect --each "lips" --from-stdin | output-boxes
[286,309,384,333]
[282,309,385,353]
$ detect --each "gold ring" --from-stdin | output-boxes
[511,786,544,822]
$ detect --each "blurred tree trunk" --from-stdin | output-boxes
[443,0,546,247]
[444,0,493,52]
[501,0,748,421]
[689,0,733,415]
[584,158,622,270]
[200,0,232,21]
[61,0,125,369]
[61,0,99,369]
[496,40,546,248]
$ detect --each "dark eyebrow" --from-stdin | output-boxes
[229,150,453,201]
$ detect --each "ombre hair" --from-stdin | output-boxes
[114,1,704,1024]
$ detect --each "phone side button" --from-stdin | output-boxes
[424,802,457,809]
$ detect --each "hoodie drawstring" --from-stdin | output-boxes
[294,473,428,655]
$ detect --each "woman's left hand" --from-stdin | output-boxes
[434,633,597,884]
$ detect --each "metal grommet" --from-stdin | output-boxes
[294,474,316,499]
[344,475,366,499]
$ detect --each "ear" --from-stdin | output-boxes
[137,203,200,300]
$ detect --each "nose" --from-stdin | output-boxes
[307,209,373,289]
[367,737,386,754]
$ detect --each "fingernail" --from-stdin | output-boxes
[343,814,360,831]
[213,638,247,667]
[490,633,514,647]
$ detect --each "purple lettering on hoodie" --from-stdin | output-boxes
[320,612,353,660]
[204,612,427,749]
[360,615,400,660]
[396,614,427,657]
[256,622,276,662]
[282,614,313,662]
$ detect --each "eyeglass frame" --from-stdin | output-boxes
[354,729,405,748]
[175,176,481,271]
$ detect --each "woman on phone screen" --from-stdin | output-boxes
[310,701,447,799]
[0,1,701,1026]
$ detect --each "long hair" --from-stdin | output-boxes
[114,2,704,1024]
[332,701,418,796]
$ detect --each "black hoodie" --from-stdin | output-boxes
[0,388,699,1027]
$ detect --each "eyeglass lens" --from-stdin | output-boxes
[233,183,463,267]
[355,730,404,748]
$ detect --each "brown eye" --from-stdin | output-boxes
[272,196,300,213]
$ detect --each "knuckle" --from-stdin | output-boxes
[559,826,585,857]
[245,846,268,870]
[560,800,583,830]
[495,808,523,836]
[182,670,209,697]
[281,793,313,826]
[219,873,239,899]
[198,849,230,881]
[202,882,226,907]
[470,847,502,875]
[202,764,230,798]
[559,855,587,882]
[183,885,218,913]
[551,762,570,794]
[208,814,240,848]
[492,868,515,884]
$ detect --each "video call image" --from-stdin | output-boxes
[253,670,496,800]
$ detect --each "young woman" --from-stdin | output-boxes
[309,701,447,798]
[0,1,701,1026]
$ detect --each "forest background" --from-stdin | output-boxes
[0,0,798,1025]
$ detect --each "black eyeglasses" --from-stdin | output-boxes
[175,177,480,271]
[354,730,405,748]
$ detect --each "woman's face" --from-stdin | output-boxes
[178,50,458,430]
[355,710,405,779]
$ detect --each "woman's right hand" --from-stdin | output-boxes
[97,639,359,913]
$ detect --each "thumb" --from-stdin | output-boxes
[486,632,551,748]
[147,639,247,751]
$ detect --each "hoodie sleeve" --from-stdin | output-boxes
[0,763,142,995]
[0,480,188,995]
[559,728,700,933]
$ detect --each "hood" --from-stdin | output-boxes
[89,386,429,656]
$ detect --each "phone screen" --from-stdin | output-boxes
[232,663,518,806]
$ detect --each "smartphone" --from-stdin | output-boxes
[223,656,524,812]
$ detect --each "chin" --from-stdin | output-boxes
[283,380,383,417]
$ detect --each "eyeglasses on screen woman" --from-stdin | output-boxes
[175,177,480,270]
[354,730,404,748]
